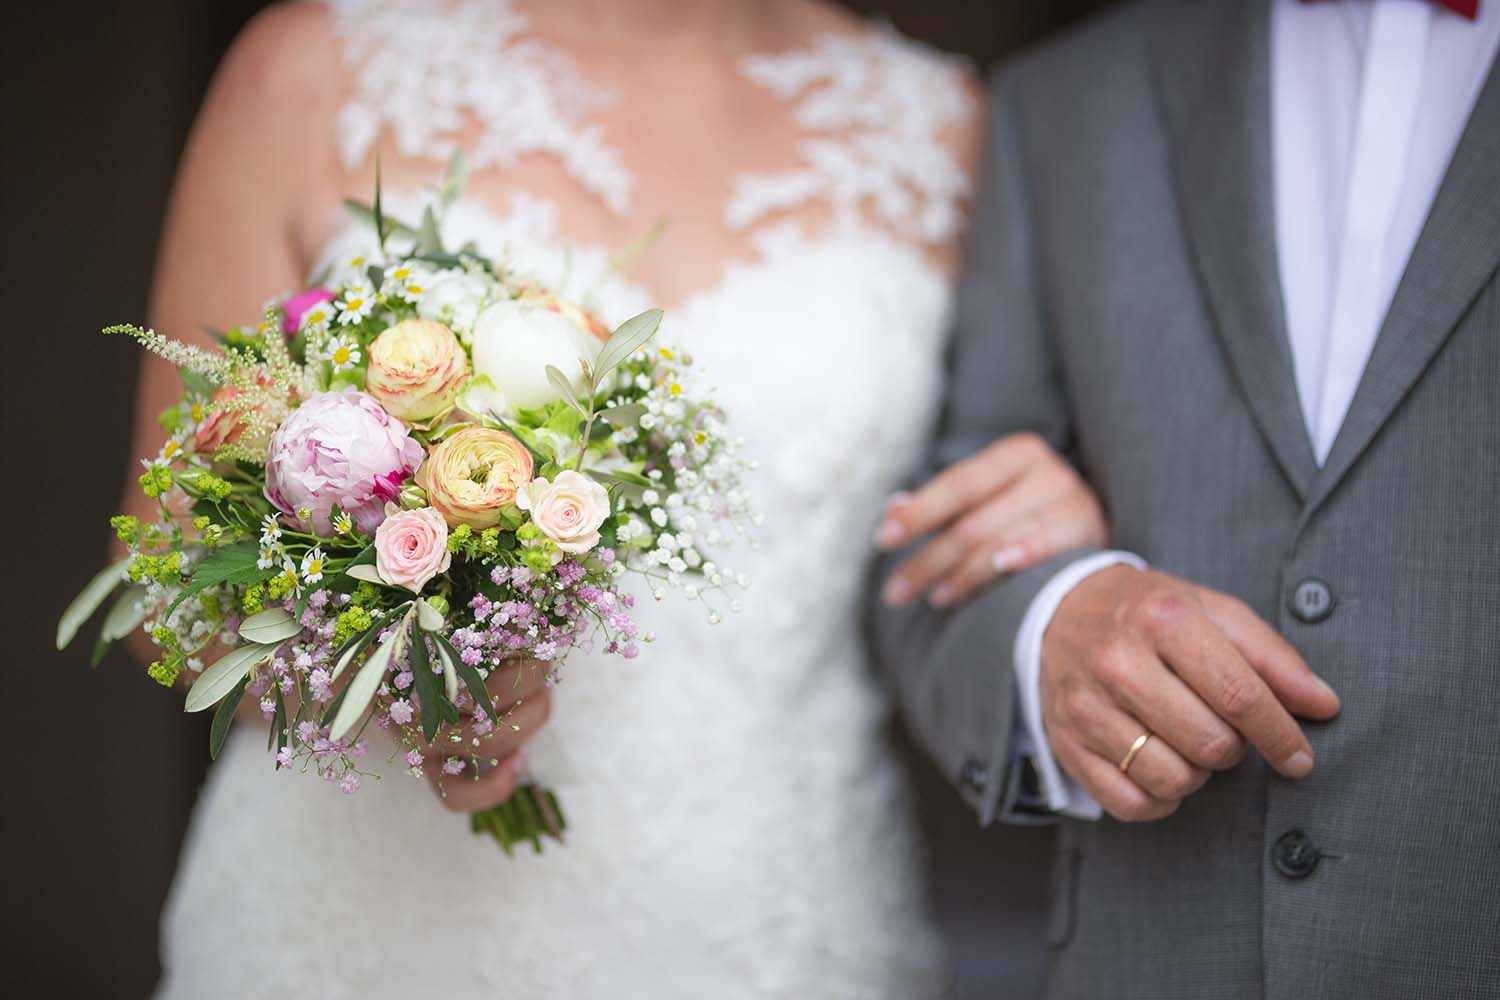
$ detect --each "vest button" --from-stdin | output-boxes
[1272,829,1321,879]
[1289,578,1335,623]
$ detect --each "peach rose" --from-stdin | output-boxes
[195,368,284,458]
[365,319,469,421]
[416,426,534,529]
[374,505,452,592]
[516,470,611,555]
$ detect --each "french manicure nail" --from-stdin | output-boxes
[874,519,905,549]
[929,584,955,607]
[990,545,1027,574]
[1284,750,1314,779]
[882,576,913,605]
[884,491,912,511]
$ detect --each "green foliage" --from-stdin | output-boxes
[138,464,174,498]
[163,541,270,619]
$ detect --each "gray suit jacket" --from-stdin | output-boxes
[866,2,1500,997]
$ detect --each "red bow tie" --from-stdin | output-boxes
[1302,0,1479,19]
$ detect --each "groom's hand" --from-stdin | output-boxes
[1040,565,1340,821]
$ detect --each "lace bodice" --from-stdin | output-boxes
[159,5,974,998]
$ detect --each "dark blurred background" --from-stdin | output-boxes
[3,2,1110,996]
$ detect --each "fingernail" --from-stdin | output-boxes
[874,519,905,549]
[508,749,528,775]
[929,584,956,608]
[882,576,913,605]
[1314,676,1340,704]
[884,491,912,511]
[990,545,1027,574]
[1284,750,1314,779]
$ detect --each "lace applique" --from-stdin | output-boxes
[730,27,971,246]
[329,0,633,214]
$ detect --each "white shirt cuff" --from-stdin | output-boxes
[1012,550,1147,821]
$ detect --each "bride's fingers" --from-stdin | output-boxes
[424,688,552,761]
[874,433,1044,550]
[430,750,528,812]
[884,480,1053,604]
[928,494,1109,607]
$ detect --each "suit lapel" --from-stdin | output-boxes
[1148,0,1319,499]
[1301,57,1500,522]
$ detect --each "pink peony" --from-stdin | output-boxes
[374,506,451,592]
[264,388,424,535]
[283,289,336,334]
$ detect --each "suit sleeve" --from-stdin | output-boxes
[864,66,1092,826]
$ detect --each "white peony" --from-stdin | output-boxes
[417,272,489,334]
[470,299,601,411]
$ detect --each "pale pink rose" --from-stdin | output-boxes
[264,388,424,535]
[374,506,451,592]
[515,470,611,555]
[283,289,335,334]
[365,319,469,422]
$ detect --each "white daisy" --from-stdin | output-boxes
[300,547,327,585]
[332,511,355,535]
[334,283,376,325]
[157,432,188,464]
[299,300,335,333]
[260,514,283,546]
[328,334,362,373]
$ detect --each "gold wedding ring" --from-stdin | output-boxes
[1119,731,1151,774]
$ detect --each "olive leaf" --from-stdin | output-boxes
[439,148,469,212]
[416,204,445,256]
[598,402,647,428]
[238,607,304,645]
[546,364,585,415]
[345,563,386,585]
[99,584,149,643]
[56,559,128,651]
[185,642,276,713]
[330,629,400,742]
[592,308,664,383]
[408,620,441,742]
[434,632,498,724]
[209,674,251,760]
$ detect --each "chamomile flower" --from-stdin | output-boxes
[335,283,376,325]
[381,262,428,304]
[331,511,355,536]
[328,334,362,373]
[260,514,283,546]
[300,547,327,585]
[299,300,335,333]
[157,432,188,464]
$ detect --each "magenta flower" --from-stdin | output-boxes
[264,389,424,535]
[282,288,335,334]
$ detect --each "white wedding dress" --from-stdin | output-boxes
[159,3,970,997]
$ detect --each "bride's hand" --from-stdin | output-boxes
[875,433,1107,607]
[423,658,552,812]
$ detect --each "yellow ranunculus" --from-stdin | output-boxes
[365,319,469,422]
[415,426,534,529]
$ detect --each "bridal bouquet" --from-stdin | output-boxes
[57,159,753,852]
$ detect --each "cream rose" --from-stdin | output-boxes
[470,299,602,411]
[416,425,534,529]
[365,319,469,421]
[373,505,451,592]
[516,470,611,555]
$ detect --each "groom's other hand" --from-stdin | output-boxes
[876,432,1107,606]
[1041,565,1341,821]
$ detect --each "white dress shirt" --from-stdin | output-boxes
[1012,0,1500,820]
